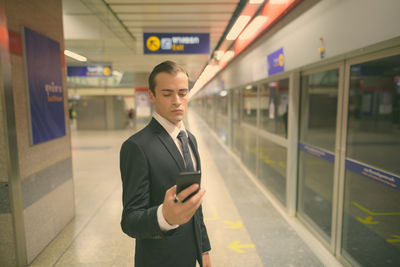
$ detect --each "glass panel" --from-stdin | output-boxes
[232,89,241,156]
[257,137,287,205]
[260,78,289,138]
[216,114,228,144]
[241,85,258,126]
[241,128,257,175]
[342,54,400,266]
[216,92,228,144]
[218,93,228,116]
[298,69,339,240]
[206,95,214,128]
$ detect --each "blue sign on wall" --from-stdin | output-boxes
[67,65,112,77]
[298,143,335,163]
[267,47,285,76]
[346,159,400,192]
[143,33,210,54]
[24,27,65,145]
[299,142,400,191]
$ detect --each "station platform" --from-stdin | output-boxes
[29,112,340,267]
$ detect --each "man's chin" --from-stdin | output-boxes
[168,116,183,126]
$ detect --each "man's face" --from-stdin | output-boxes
[149,71,189,126]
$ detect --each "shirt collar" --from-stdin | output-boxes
[153,112,186,139]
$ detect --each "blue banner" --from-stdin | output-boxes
[24,27,65,145]
[67,65,112,77]
[298,143,335,163]
[143,33,210,54]
[346,159,400,191]
[267,47,285,76]
[299,142,400,191]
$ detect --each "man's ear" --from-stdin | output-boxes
[148,89,155,103]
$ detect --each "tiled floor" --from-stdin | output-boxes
[30,112,338,266]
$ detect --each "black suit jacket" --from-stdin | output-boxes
[120,118,211,267]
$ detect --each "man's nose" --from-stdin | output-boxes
[172,93,181,104]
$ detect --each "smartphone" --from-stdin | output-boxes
[176,171,201,202]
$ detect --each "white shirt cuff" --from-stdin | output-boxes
[157,204,179,231]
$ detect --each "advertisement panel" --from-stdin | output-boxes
[24,27,65,144]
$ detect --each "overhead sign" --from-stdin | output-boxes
[67,65,112,77]
[23,27,66,145]
[143,33,210,54]
[267,47,285,76]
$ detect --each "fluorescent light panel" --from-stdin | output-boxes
[112,70,123,77]
[64,50,87,62]
[219,90,228,97]
[220,51,235,63]
[214,50,225,61]
[239,16,268,40]
[226,15,251,40]
[270,0,288,4]
[189,65,220,98]
[249,0,264,3]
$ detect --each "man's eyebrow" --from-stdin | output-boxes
[160,88,188,92]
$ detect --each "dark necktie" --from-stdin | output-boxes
[177,130,194,171]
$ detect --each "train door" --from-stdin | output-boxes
[297,63,344,248]
[337,48,400,266]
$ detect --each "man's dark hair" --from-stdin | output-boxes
[148,61,189,95]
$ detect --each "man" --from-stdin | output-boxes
[120,61,211,267]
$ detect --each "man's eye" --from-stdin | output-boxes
[163,94,171,97]
[179,92,187,97]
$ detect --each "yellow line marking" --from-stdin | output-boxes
[228,240,255,253]
[357,216,379,225]
[263,156,275,164]
[204,206,219,221]
[223,220,243,229]
[352,202,400,216]
[386,235,400,243]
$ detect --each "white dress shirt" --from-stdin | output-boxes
[153,112,197,230]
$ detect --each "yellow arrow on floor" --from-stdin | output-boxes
[223,220,243,229]
[386,235,400,243]
[228,240,255,253]
[357,216,379,225]
[352,201,400,216]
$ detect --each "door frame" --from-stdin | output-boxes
[297,61,346,253]
[335,45,400,265]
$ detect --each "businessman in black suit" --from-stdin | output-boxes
[120,61,211,267]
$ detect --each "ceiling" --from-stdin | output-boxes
[62,0,240,88]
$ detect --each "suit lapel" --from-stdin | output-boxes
[150,118,186,171]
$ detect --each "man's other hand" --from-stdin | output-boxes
[162,185,205,225]
[202,252,211,267]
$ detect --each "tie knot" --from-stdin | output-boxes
[177,130,187,139]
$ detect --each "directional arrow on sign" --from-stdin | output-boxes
[228,240,255,253]
[357,216,379,225]
[223,220,243,229]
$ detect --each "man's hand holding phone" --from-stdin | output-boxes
[162,182,205,226]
